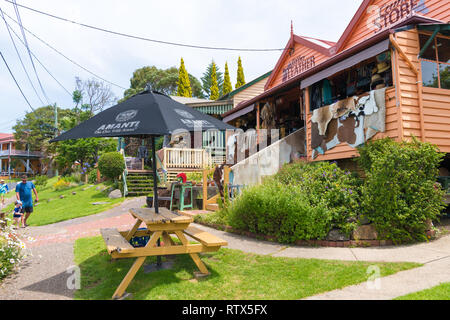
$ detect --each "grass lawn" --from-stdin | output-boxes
[395,283,450,300]
[3,177,124,226]
[74,236,420,300]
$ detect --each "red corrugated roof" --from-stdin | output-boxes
[0,133,14,142]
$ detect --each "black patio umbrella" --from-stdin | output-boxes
[51,90,235,214]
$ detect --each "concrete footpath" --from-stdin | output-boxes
[0,201,449,300]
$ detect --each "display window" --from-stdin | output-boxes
[419,33,450,90]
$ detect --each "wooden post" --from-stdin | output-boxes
[304,87,311,160]
[202,169,208,210]
[256,103,260,144]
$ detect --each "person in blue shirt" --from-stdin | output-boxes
[0,179,9,206]
[15,175,38,227]
[12,200,23,229]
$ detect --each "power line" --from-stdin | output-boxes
[4,0,285,52]
[0,7,45,105]
[2,10,127,90]
[0,50,35,112]
[11,0,51,105]
[1,13,72,97]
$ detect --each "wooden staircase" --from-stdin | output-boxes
[126,171,154,197]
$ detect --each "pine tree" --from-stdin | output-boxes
[176,57,192,97]
[235,56,246,89]
[223,62,233,95]
[201,60,223,98]
[210,62,220,100]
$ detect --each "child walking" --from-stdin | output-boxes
[0,179,9,206]
[12,200,24,229]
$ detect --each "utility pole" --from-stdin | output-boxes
[54,103,59,177]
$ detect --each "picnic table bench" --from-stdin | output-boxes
[100,207,227,300]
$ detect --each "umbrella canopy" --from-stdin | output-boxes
[51,90,235,142]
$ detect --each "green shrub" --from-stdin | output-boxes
[274,161,361,234]
[98,152,125,182]
[221,161,361,243]
[227,179,332,243]
[53,178,71,191]
[87,169,98,184]
[357,137,446,243]
[34,175,48,188]
[185,172,203,183]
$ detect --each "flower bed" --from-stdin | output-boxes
[0,221,25,280]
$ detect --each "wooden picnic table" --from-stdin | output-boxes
[100,207,227,300]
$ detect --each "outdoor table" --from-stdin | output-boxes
[100,207,227,300]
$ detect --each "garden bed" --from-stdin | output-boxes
[194,220,396,248]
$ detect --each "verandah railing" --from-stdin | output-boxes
[163,147,212,170]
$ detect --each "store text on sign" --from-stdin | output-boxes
[282,55,316,83]
[372,0,418,33]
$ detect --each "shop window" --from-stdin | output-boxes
[309,51,393,112]
[422,60,439,88]
[439,64,450,90]
[419,33,450,90]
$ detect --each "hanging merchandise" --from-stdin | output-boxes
[322,79,333,106]
[330,96,357,119]
[260,102,276,129]
[311,104,333,136]
[311,88,387,157]
[310,82,323,111]
[346,70,357,97]
[356,63,373,89]
[364,88,387,140]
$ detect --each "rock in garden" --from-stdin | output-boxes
[72,192,77,195]
[96,186,103,191]
[108,189,122,199]
[357,214,371,225]
[326,229,350,241]
[60,195,65,199]
[91,202,110,205]
[352,225,378,240]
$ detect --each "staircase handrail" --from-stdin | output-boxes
[120,150,128,197]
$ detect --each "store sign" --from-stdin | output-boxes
[369,0,429,33]
[282,55,316,83]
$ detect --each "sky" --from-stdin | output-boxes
[0,0,363,133]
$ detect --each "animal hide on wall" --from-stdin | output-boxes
[311,88,386,159]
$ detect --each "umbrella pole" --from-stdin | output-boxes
[151,136,162,267]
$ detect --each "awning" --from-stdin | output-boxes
[223,104,255,123]
[300,39,390,89]
[192,104,233,115]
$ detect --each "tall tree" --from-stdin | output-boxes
[201,60,223,99]
[121,66,204,102]
[13,105,72,152]
[176,58,192,97]
[210,62,220,100]
[222,62,233,95]
[75,77,117,114]
[235,56,246,89]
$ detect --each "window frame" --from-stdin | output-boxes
[419,32,450,90]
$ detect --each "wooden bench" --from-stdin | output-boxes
[100,228,134,254]
[183,226,228,247]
